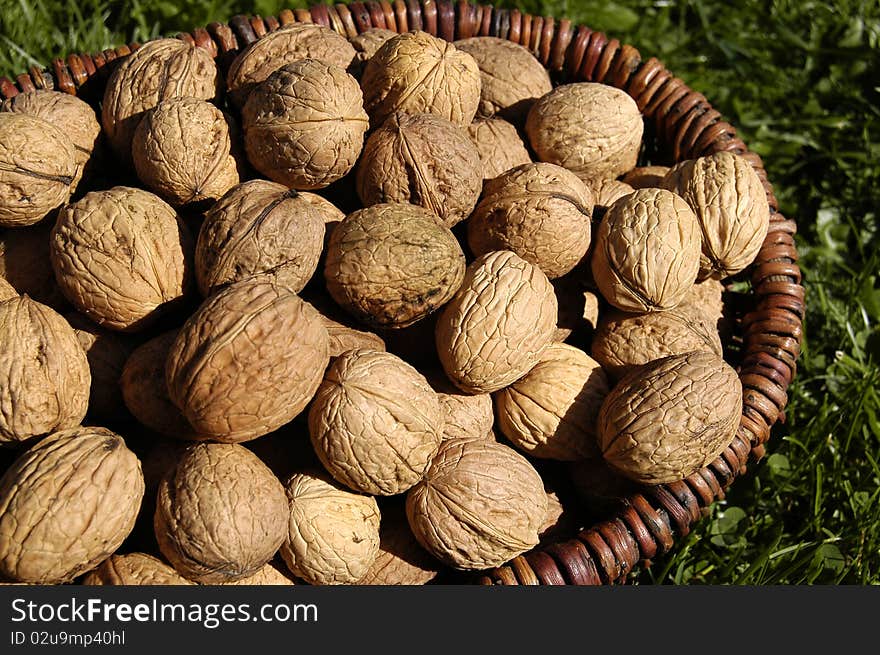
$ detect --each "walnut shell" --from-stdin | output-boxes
[467,118,532,181]
[242,59,368,190]
[82,553,194,585]
[309,349,443,495]
[0,296,90,446]
[355,112,482,228]
[426,371,494,441]
[0,427,144,583]
[227,23,357,109]
[361,31,481,128]
[195,180,325,296]
[281,470,381,585]
[661,151,770,279]
[681,278,727,335]
[50,186,195,332]
[217,561,296,585]
[452,37,552,123]
[0,113,76,227]
[324,202,466,329]
[621,165,670,189]
[349,28,398,77]
[406,437,548,570]
[435,250,557,394]
[318,313,387,359]
[356,502,440,585]
[597,350,742,485]
[525,82,644,181]
[0,220,68,311]
[166,277,329,443]
[468,163,594,279]
[495,343,608,461]
[591,188,701,312]
[101,38,220,165]
[154,442,288,583]
[588,178,635,209]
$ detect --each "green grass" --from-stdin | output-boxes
[1,0,878,584]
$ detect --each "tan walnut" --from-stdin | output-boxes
[218,562,296,586]
[317,313,387,359]
[356,502,440,585]
[0,220,69,311]
[467,118,532,181]
[349,28,398,77]
[82,553,194,586]
[587,178,635,210]
[426,370,495,442]
[622,165,670,189]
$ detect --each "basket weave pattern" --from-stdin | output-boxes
[0,0,805,586]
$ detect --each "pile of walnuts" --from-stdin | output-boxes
[0,24,770,586]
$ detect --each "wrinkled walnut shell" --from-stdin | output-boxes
[82,553,194,586]
[349,28,397,77]
[621,165,670,189]
[426,371,495,442]
[467,118,532,181]
[0,220,68,311]
[356,502,440,585]
[587,178,635,209]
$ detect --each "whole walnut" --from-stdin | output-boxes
[102,38,220,165]
[154,442,288,583]
[0,220,68,310]
[356,502,440,585]
[50,186,194,332]
[588,178,635,209]
[349,28,397,77]
[526,82,644,181]
[309,349,443,495]
[195,180,325,296]
[453,37,552,123]
[622,165,670,189]
[0,113,76,227]
[426,371,495,441]
[242,59,368,190]
[219,562,296,585]
[0,427,144,584]
[495,343,609,461]
[318,313,387,359]
[166,276,329,443]
[435,250,557,394]
[406,437,548,570]
[324,202,466,329]
[467,163,594,279]
[0,296,90,446]
[355,112,482,228]
[361,30,481,128]
[681,278,727,336]
[226,23,357,108]
[82,553,194,586]
[661,151,770,279]
[591,188,701,312]
[597,351,742,485]
[467,118,532,181]
[281,470,381,586]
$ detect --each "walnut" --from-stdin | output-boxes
[217,561,296,585]
[597,351,742,485]
[349,28,397,77]
[356,502,440,585]
[406,437,548,570]
[242,59,368,190]
[0,113,76,227]
[426,370,495,442]
[467,118,532,181]
[324,202,466,329]
[165,276,329,443]
[50,186,195,332]
[361,30,481,128]
[82,553,194,585]
[281,470,381,586]
[0,296,90,446]
[435,250,557,394]
[195,180,325,296]
[587,178,635,209]
[355,112,482,228]
[468,163,594,279]
[525,82,644,181]
[101,38,220,165]
[318,313,387,359]
[621,165,670,189]
[154,442,288,583]
[681,278,727,336]
[0,220,68,311]
[227,23,357,109]
[591,188,701,312]
[0,427,144,583]
[309,349,443,495]
[453,36,552,123]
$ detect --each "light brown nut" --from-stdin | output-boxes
[0,113,76,227]
[466,118,532,181]
[215,562,296,585]
[0,220,68,311]
[0,278,15,301]
[349,28,398,77]
[318,313,387,359]
[50,186,195,332]
[361,31,481,128]
[525,82,644,181]
[324,202,466,329]
[166,277,329,443]
[227,23,357,109]
[681,278,727,336]
[356,503,440,585]
[406,437,548,570]
[587,178,635,209]
[426,371,495,442]
[621,165,670,189]
[242,59,368,190]
[195,180,325,297]
[0,296,90,446]
[82,553,194,585]
[597,350,742,485]
[467,163,594,279]
[591,188,701,312]
[281,470,381,585]
[355,112,482,228]
[495,343,609,461]
[309,349,443,495]
[435,250,557,394]
[661,151,771,279]
[155,442,288,583]
[0,427,144,584]
[101,38,220,165]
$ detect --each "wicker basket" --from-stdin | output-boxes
[0,0,805,586]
